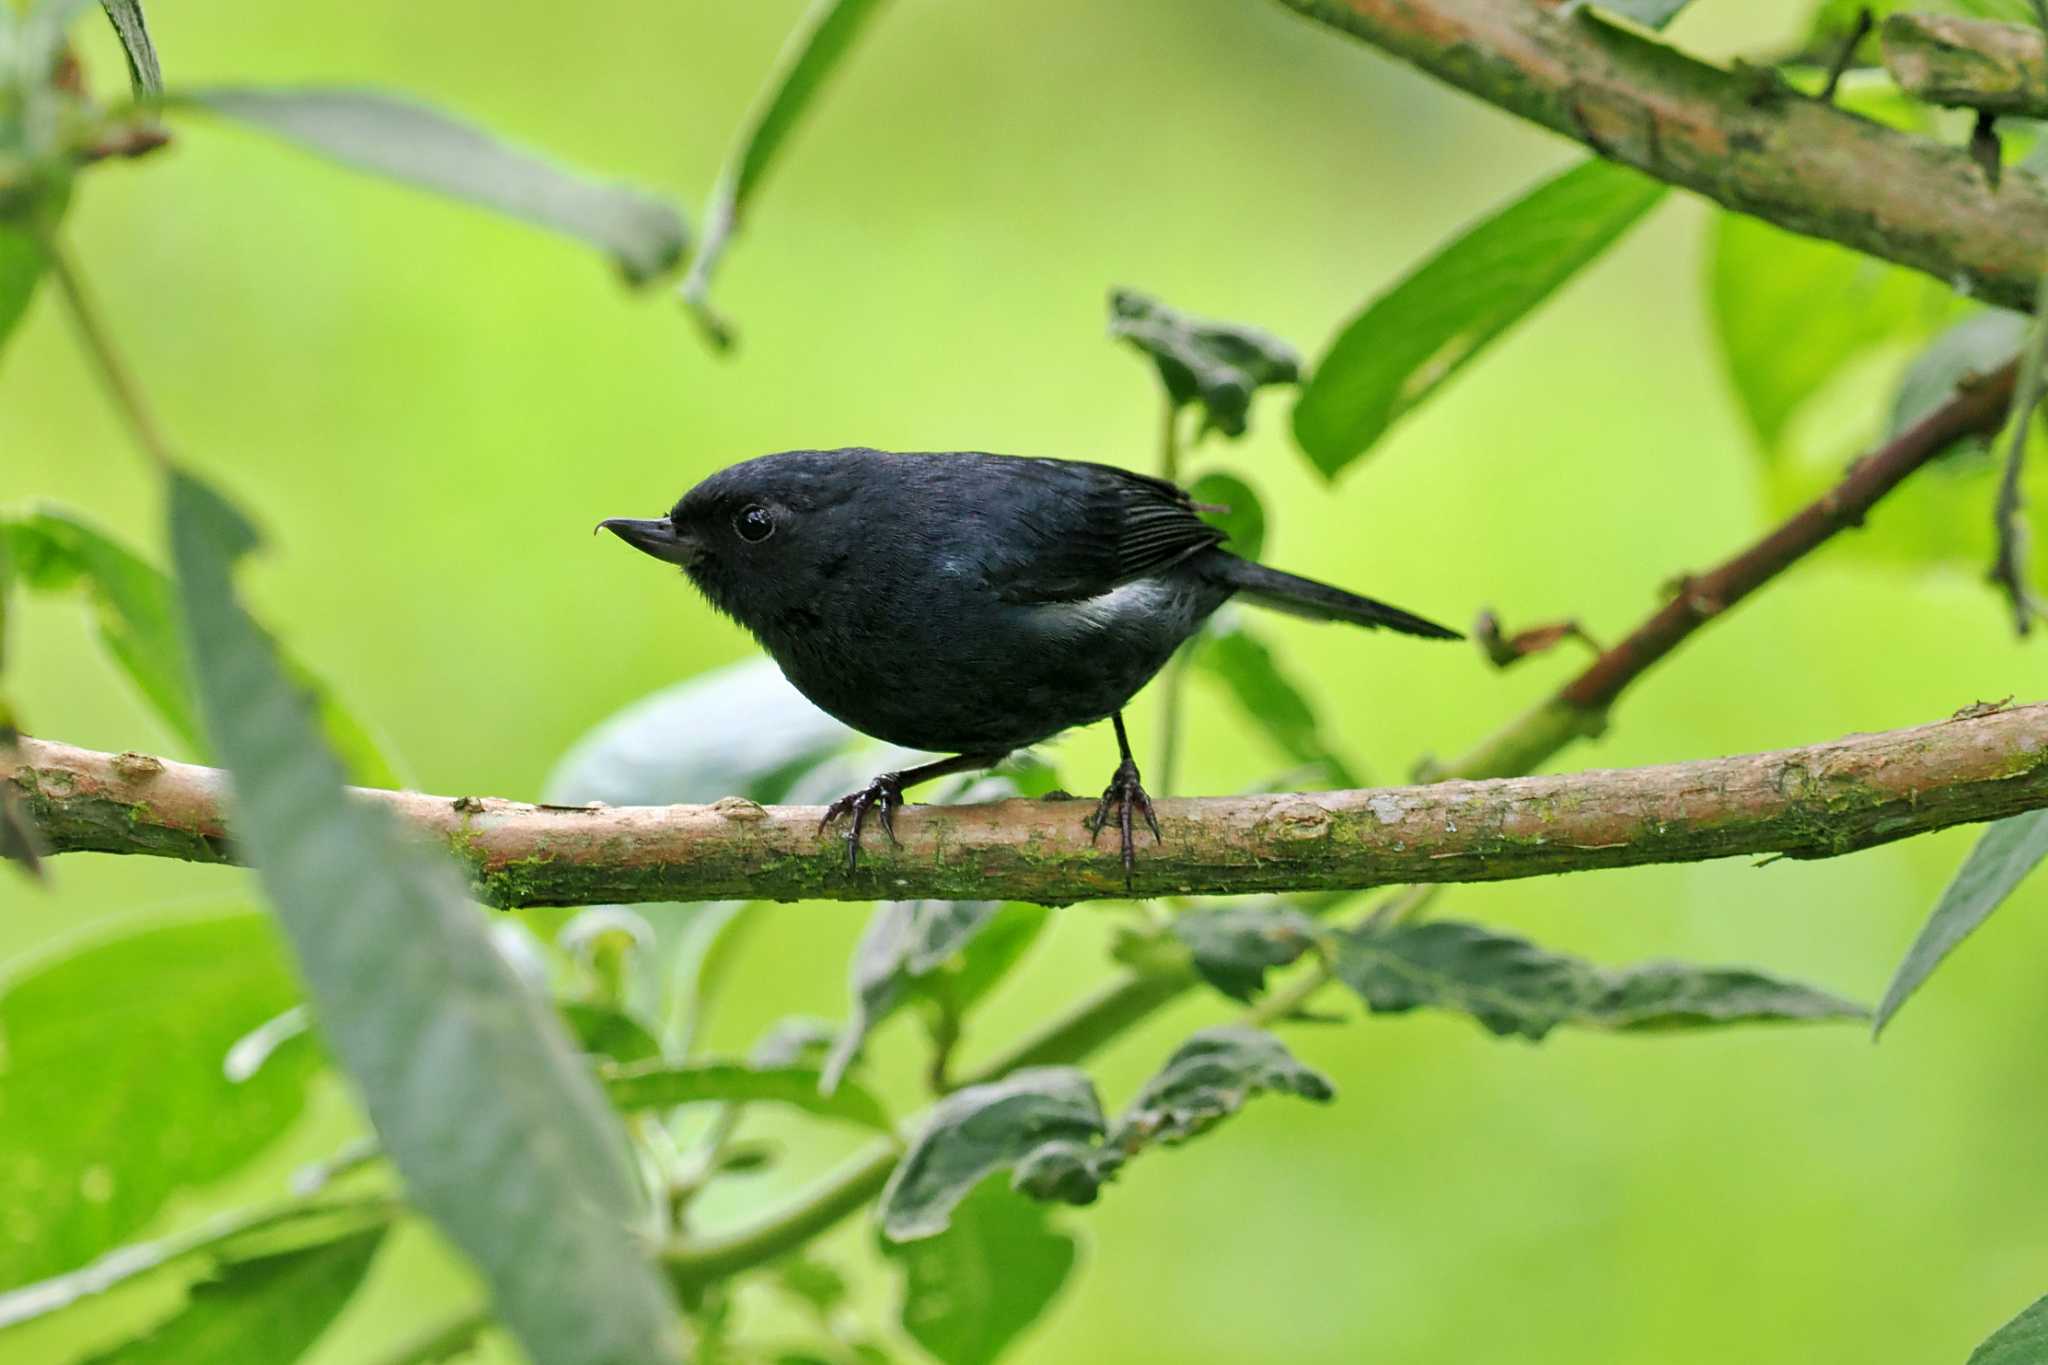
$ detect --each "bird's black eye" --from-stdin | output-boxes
[733,504,775,543]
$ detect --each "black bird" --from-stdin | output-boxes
[601,448,1459,881]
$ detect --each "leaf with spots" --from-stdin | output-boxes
[1170,903,1325,1002]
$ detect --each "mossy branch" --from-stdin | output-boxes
[1883,13,2048,120]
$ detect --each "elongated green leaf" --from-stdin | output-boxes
[1971,1293,2048,1365]
[682,0,890,344]
[878,1068,1106,1241]
[0,910,318,1291]
[1,225,48,366]
[882,1178,1075,1365]
[1875,810,2048,1035]
[1335,921,1865,1041]
[1170,903,1324,1002]
[83,1226,383,1365]
[1109,290,1302,439]
[172,88,687,285]
[97,1,161,96]
[1294,159,1665,475]
[1,508,402,785]
[602,1059,893,1132]
[559,1002,662,1064]
[1709,210,1937,454]
[166,468,686,1365]
[1193,615,1357,787]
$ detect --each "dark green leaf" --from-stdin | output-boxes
[172,88,687,285]
[1170,903,1324,1002]
[1294,158,1664,475]
[602,1059,894,1132]
[0,910,319,1291]
[1108,288,1301,439]
[97,1,161,96]
[1192,614,1357,786]
[1889,309,2027,442]
[1970,1293,2048,1365]
[1,508,402,785]
[882,1178,1075,1365]
[558,1002,662,1065]
[1335,921,1864,1041]
[1709,210,1938,454]
[878,1068,1106,1241]
[82,1226,384,1365]
[1185,472,1265,562]
[166,468,685,1365]
[1875,810,2048,1035]
[682,0,890,345]
[1594,0,1694,27]
[1109,1026,1332,1148]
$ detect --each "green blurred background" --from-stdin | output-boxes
[5,0,2047,1360]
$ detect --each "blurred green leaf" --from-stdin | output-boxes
[97,1,161,96]
[750,1017,838,1069]
[1709,211,1939,455]
[1106,1026,1333,1148]
[878,1068,1106,1241]
[602,1059,894,1132]
[558,1001,662,1064]
[1,508,402,786]
[1875,810,2048,1035]
[166,467,686,1365]
[1186,471,1264,562]
[882,1177,1075,1365]
[170,88,687,285]
[0,225,48,366]
[1335,921,1865,1041]
[1171,903,1324,1002]
[1192,614,1357,786]
[1595,0,1694,25]
[1109,288,1301,439]
[1293,158,1664,475]
[81,1225,384,1365]
[1970,1293,2048,1364]
[682,0,890,345]
[821,899,1047,1092]
[1889,309,2027,441]
[0,910,318,1291]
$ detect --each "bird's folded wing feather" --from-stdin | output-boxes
[989,460,1224,604]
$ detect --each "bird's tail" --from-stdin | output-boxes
[1203,553,1462,640]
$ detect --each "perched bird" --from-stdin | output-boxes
[601,448,1459,881]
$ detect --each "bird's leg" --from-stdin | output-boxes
[1086,712,1161,888]
[820,751,1005,873]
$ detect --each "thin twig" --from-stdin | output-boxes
[32,227,175,469]
[1992,275,2048,636]
[1819,7,1872,104]
[1156,397,1186,796]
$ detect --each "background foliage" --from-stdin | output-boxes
[4,0,2048,1361]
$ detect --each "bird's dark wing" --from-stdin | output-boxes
[986,458,1225,605]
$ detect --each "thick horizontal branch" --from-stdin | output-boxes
[1274,0,2048,311]
[11,705,2047,905]
[1883,13,2048,120]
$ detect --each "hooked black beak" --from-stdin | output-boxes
[597,517,701,566]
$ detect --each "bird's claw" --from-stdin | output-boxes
[1085,757,1160,890]
[820,774,905,873]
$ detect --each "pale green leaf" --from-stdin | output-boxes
[881,1178,1075,1365]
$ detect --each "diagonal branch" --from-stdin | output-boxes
[1272,0,2048,312]
[10,704,2047,904]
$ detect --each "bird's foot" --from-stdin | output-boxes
[1085,757,1161,889]
[820,773,905,873]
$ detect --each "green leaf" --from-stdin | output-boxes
[877,1068,1106,1241]
[81,1226,384,1365]
[1594,0,1694,25]
[1170,903,1324,1002]
[881,1177,1075,1365]
[1293,158,1664,475]
[97,1,161,96]
[0,222,49,366]
[1192,614,1357,786]
[1874,810,2048,1035]
[166,467,686,1365]
[1889,309,2027,442]
[1185,471,1264,562]
[1708,210,1939,454]
[1,508,403,786]
[1970,1293,2048,1365]
[0,910,318,1291]
[170,88,687,285]
[1108,288,1302,439]
[558,1002,662,1064]
[1106,1026,1333,1147]
[821,898,1047,1092]
[601,1059,894,1133]
[1334,921,1865,1041]
[682,0,890,345]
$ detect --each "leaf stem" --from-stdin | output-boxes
[33,227,175,469]
[1156,397,1186,795]
[1991,273,2048,636]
